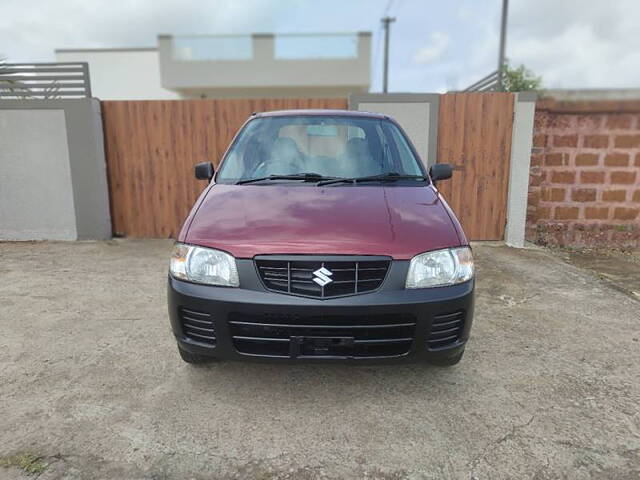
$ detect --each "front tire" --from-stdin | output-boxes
[429,350,464,366]
[178,345,214,364]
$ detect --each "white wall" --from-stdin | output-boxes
[57,34,371,100]
[0,109,77,240]
[56,49,180,100]
[0,100,112,241]
[179,85,367,99]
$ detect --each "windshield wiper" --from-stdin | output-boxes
[236,172,336,185]
[317,172,428,186]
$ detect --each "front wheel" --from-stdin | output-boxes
[178,345,215,364]
[429,350,464,366]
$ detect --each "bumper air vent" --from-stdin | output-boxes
[229,312,415,358]
[428,310,465,350]
[180,308,216,346]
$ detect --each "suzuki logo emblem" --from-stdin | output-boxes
[312,267,333,287]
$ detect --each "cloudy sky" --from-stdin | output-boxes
[1,0,639,92]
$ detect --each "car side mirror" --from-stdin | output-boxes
[195,162,214,181]
[429,163,453,182]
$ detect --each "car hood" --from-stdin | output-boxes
[183,184,463,259]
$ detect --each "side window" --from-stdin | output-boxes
[388,124,423,176]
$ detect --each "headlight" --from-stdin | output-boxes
[170,243,239,287]
[406,247,473,289]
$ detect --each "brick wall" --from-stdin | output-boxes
[526,99,640,248]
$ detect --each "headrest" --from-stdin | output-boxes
[345,137,370,156]
[272,137,300,157]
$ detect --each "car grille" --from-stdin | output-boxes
[254,257,390,299]
[229,312,416,358]
[180,308,216,346]
[428,310,465,350]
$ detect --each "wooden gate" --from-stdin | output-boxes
[102,94,514,240]
[102,98,347,237]
[437,93,514,240]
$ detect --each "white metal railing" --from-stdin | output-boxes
[274,33,358,59]
[0,62,91,99]
[172,35,253,61]
[170,33,361,62]
[464,70,500,92]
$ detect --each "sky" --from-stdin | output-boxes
[1,0,639,93]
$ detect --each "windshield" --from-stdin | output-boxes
[215,115,427,184]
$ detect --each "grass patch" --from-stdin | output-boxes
[0,453,47,476]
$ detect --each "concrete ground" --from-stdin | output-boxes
[0,240,638,480]
[555,248,640,301]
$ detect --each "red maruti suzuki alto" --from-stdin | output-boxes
[168,110,474,365]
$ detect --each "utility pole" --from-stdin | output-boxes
[381,16,396,93]
[497,0,509,91]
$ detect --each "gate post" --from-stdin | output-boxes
[505,92,537,247]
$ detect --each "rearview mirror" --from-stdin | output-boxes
[195,162,214,181]
[429,163,453,182]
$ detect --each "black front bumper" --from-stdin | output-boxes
[167,259,474,364]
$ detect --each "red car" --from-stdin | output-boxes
[168,110,474,365]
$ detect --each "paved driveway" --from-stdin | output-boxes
[1,240,638,479]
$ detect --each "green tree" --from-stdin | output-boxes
[502,61,542,92]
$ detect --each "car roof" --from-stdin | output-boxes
[253,109,388,120]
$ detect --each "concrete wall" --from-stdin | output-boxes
[0,109,77,240]
[178,85,367,100]
[56,49,180,100]
[0,99,111,240]
[527,99,640,248]
[544,89,640,101]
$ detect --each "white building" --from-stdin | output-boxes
[56,33,371,101]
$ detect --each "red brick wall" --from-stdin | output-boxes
[527,100,640,248]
